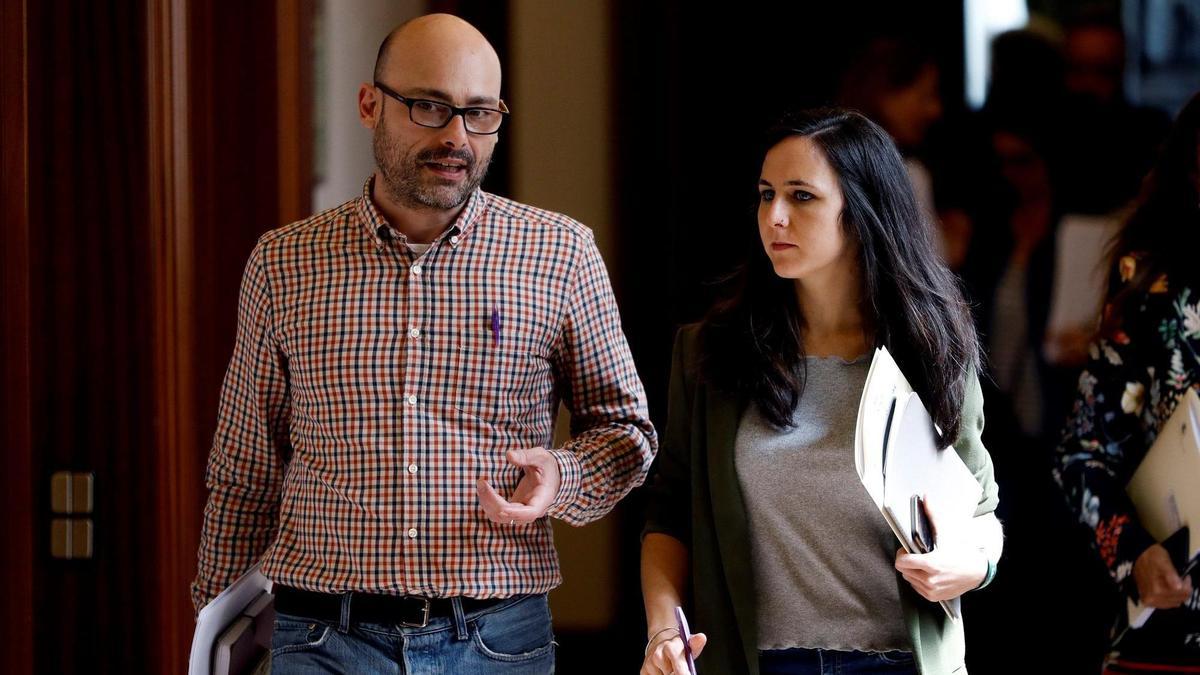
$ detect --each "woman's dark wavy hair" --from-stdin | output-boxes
[698,108,981,445]
[1103,91,1200,335]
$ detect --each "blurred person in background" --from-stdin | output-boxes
[963,120,1078,444]
[1055,11,1171,216]
[836,38,966,266]
[932,28,1123,672]
[957,116,1115,674]
[1055,91,1200,674]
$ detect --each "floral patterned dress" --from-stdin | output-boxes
[1054,254,1200,661]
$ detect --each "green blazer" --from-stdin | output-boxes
[643,325,1000,675]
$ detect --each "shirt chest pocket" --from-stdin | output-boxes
[448,324,553,429]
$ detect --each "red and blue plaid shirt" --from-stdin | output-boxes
[192,178,657,611]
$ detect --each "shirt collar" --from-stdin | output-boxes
[356,175,487,252]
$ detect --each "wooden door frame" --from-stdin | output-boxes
[147,0,314,668]
[147,0,198,669]
[276,0,314,224]
[0,0,34,671]
[2,0,313,667]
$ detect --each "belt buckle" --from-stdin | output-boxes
[400,596,431,628]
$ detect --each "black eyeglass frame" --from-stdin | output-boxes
[374,81,510,135]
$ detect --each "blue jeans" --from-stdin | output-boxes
[760,647,917,675]
[269,593,555,674]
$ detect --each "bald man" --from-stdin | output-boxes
[192,14,656,672]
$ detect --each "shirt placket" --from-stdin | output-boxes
[395,238,430,593]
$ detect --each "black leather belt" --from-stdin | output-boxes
[273,585,506,628]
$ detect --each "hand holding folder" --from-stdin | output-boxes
[855,348,986,620]
[1132,530,1195,612]
[190,564,274,675]
[1124,388,1200,628]
[893,493,994,613]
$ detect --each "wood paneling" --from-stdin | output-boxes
[148,0,198,669]
[277,0,315,225]
[26,0,157,671]
[153,0,310,667]
[0,0,34,670]
[6,0,310,669]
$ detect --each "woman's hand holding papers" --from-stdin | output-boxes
[895,545,988,602]
[894,495,991,602]
[1133,543,1193,609]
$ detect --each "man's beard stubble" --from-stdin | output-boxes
[372,118,493,211]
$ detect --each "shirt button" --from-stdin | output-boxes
[407,463,418,474]
[408,528,418,539]
[450,235,460,245]
[409,327,421,339]
[406,394,418,406]
[411,264,423,276]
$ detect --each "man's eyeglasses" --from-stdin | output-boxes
[374,81,509,135]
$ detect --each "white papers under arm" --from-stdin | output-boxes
[882,392,984,621]
[882,392,984,540]
[189,563,273,675]
[855,347,914,508]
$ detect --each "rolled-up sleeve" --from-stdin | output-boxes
[546,239,658,525]
[191,242,290,613]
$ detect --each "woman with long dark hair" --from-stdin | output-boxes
[1054,92,1200,672]
[640,109,1003,675]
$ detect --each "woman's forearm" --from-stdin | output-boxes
[641,532,690,637]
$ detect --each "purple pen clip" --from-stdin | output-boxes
[491,306,501,347]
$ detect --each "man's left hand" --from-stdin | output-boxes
[476,447,562,525]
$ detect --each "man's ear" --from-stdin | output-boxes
[358,82,380,130]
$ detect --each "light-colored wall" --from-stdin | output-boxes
[510,1,620,632]
[312,0,423,211]
[510,0,616,264]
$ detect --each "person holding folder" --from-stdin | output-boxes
[641,109,1003,675]
[1053,91,1200,673]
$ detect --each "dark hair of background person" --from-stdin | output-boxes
[697,108,982,445]
[1061,7,1127,106]
[983,29,1066,134]
[836,38,942,153]
[1103,91,1200,335]
[837,38,936,118]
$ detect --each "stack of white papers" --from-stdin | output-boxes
[854,347,983,620]
[855,347,913,510]
[190,564,274,675]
